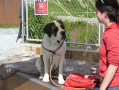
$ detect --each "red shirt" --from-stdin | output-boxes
[99,23,119,87]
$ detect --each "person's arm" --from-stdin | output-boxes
[100,64,118,90]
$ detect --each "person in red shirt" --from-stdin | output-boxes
[92,0,119,90]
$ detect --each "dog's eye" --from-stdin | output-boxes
[54,27,58,36]
[61,25,65,30]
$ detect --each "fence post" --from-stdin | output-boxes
[22,0,24,43]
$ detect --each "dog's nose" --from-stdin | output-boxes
[61,31,66,39]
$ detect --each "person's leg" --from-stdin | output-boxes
[106,86,119,90]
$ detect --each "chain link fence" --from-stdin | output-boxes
[22,0,104,47]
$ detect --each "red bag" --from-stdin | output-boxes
[64,73,100,89]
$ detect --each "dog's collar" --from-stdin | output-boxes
[42,40,65,54]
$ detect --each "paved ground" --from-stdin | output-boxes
[0,54,99,89]
[0,54,99,79]
[0,28,22,60]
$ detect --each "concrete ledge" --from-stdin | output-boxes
[66,47,99,62]
[0,55,98,90]
[0,72,93,90]
[0,72,60,90]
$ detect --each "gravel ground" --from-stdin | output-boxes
[0,28,22,60]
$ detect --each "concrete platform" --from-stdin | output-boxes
[0,54,99,90]
[0,72,60,90]
[0,72,95,90]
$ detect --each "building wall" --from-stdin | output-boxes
[0,0,21,25]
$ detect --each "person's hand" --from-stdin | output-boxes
[99,87,106,90]
[91,67,99,74]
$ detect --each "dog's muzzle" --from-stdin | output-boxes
[61,31,66,39]
[57,31,66,43]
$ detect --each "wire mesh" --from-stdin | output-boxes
[24,0,102,47]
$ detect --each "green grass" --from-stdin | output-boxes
[48,0,96,18]
[0,25,19,28]
[66,21,98,43]
[48,1,69,16]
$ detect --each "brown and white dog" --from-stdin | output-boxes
[35,20,66,84]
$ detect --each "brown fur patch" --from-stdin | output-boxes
[56,20,65,30]
[50,22,56,36]
[40,55,44,66]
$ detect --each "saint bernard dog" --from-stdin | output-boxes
[35,20,66,84]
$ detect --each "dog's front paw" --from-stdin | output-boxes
[58,79,65,84]
[58,74,65,84]
[42,73,49,82]
[39,76,43,79]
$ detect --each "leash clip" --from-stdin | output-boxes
[49,50,56,54]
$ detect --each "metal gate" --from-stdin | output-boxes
[22,0,104,47]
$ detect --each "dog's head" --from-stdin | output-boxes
[43,20,66,43]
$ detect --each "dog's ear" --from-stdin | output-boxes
[43,22,54,38]
[56,20,65,30]
[57,20,63,24]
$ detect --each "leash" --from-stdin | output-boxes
[42,40,91,90]
[50,54,88,90]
